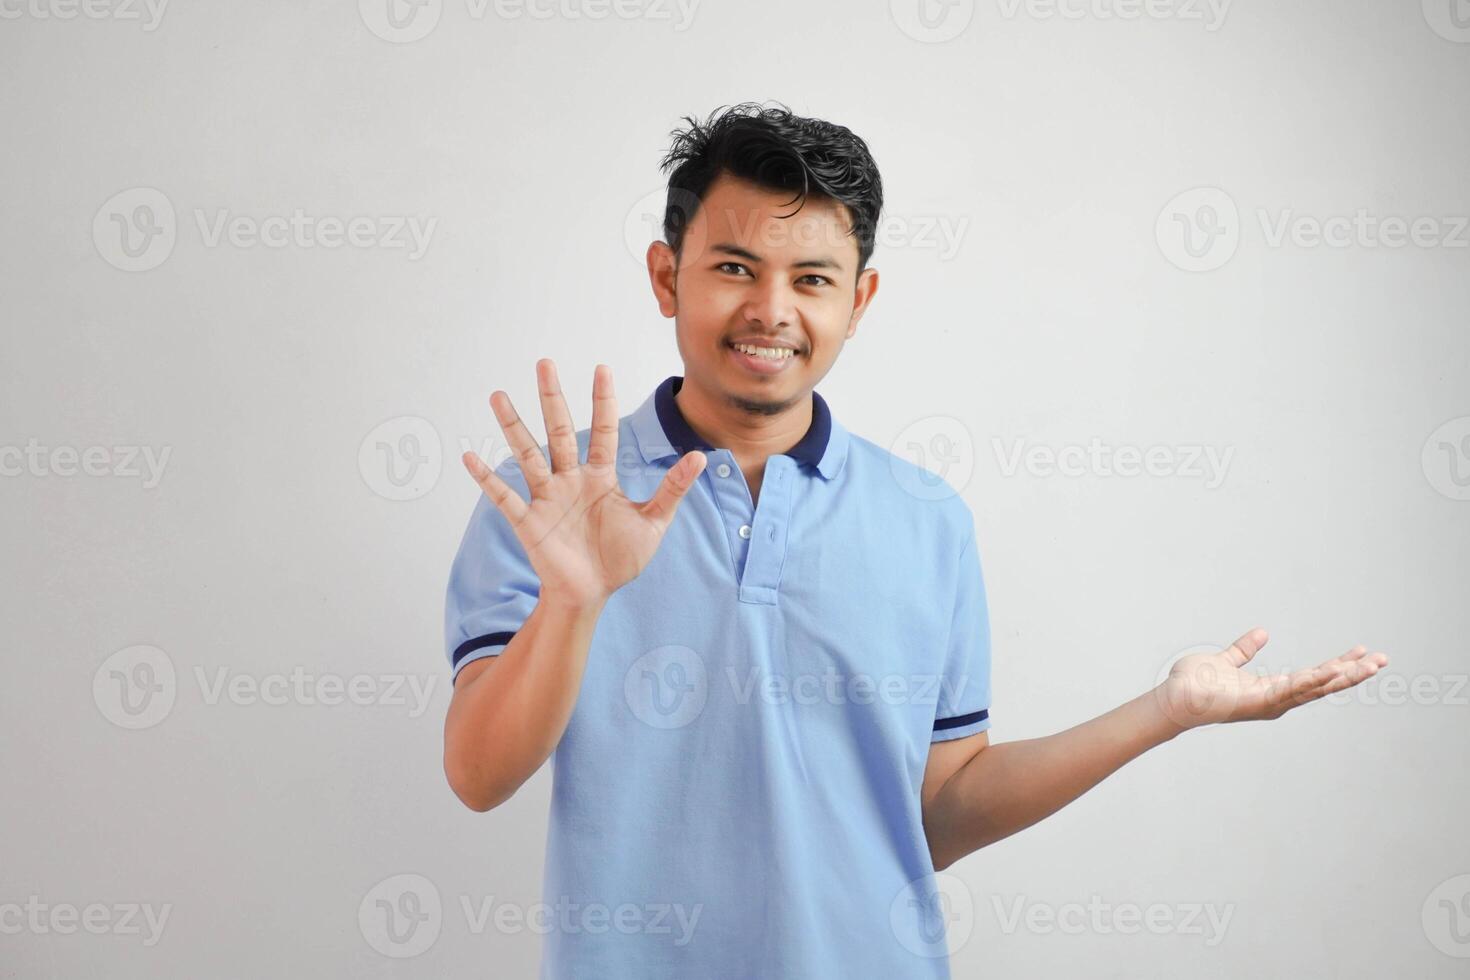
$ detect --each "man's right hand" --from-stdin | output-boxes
[461,358,708,609]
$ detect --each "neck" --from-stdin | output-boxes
[674,375,812,467]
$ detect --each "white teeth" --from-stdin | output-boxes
[732,343,795,360]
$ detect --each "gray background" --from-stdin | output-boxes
[3,0,1468,976]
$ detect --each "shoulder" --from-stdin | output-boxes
[840,429,977,547]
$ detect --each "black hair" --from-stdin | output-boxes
[656,101,885,277]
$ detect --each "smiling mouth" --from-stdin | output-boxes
[726,341,801,361]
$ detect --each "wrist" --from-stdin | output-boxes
[1145,682,1197,742]
[538,587,609,619]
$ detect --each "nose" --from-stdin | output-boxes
[740,274,798,331]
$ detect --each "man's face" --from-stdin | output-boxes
[647,172,879,415]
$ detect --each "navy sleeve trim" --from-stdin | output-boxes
[452,631,517,668]
[933,708,989,732]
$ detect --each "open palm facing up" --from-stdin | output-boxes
[1156,628,1390,731]
[460,359,708,609]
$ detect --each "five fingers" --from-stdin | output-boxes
[462,359,613,506]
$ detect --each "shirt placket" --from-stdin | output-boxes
[703,452,794,606]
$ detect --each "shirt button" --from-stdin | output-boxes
[738,524,752,539]
[716,463,732,478]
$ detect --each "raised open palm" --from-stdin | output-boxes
[1155,627,1390,730]
[461,359,708,608]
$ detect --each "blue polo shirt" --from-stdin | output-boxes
[445,375,993,978]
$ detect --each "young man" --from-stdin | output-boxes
[442,103,1388,978]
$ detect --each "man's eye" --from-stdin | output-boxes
[717,263,829,287]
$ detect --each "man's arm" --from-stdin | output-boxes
[442,359,705,813]
[921,689,1178,872]
[444,591,606,812]
[921,628,1387,872]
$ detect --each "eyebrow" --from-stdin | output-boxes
[710,243,845,271]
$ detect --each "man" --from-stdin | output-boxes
[442,102,1387,978]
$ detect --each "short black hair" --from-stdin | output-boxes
[657,101,885,277]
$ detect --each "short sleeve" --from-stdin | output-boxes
[443,459,540,684]
[931,517,993,742]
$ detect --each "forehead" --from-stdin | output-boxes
[690,173,856,263]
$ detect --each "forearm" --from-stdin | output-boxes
[444,590,605,811]
[925,686,1185,870]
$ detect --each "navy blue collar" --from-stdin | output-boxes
[653,375,833,471]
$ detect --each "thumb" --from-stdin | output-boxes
[1222,627,1269,668]
[639,450,707,530]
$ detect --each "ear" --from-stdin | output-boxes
[846,266,879,339]
[647,240,678,318]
